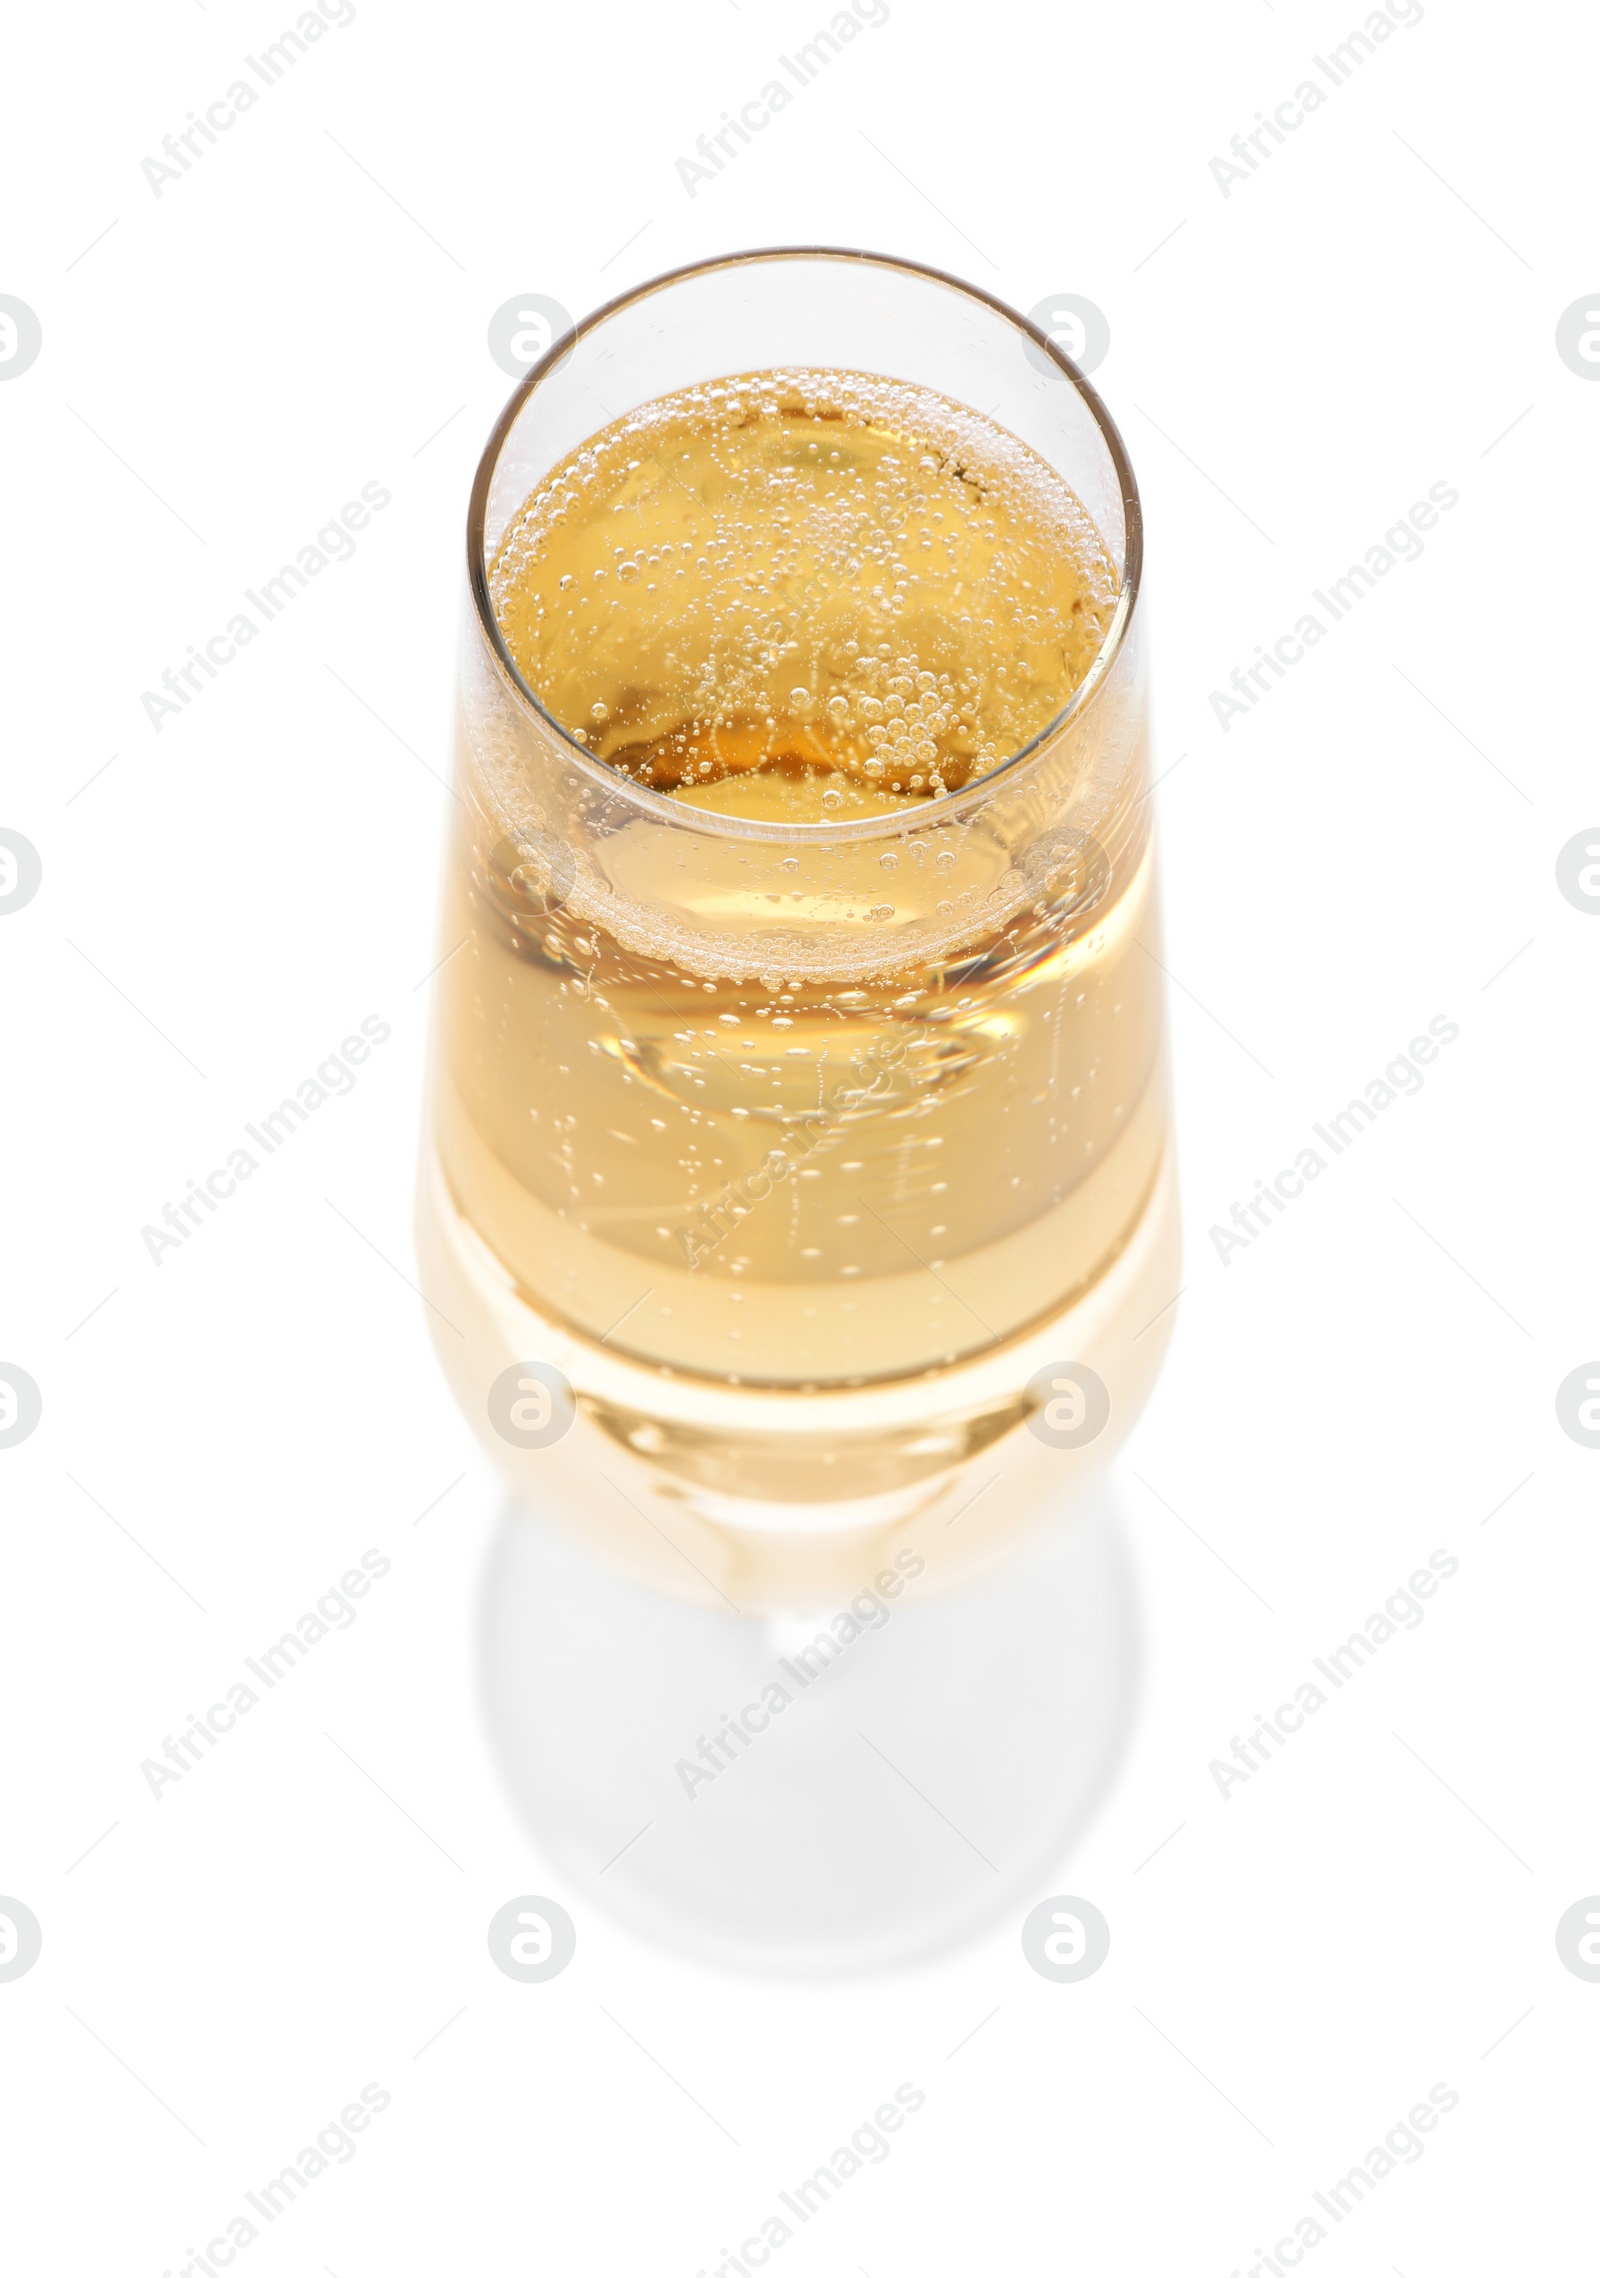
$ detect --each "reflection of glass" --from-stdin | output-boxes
[418,250,1180,1612]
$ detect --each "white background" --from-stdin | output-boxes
[2,0,1597,2269]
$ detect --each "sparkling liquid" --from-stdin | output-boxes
[424,370,1172,1568]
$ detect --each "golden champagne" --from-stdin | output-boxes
[422,362,1177,1607]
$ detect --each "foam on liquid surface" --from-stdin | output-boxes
[488,369,1119,821]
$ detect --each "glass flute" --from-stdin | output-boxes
[417,248,1179,1615]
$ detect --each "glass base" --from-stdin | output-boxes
[479,1474,1138,1975]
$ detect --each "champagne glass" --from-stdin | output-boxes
[418,250,1179,1964]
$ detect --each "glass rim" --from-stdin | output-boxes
[465,244,1144,845]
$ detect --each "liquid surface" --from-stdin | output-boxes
[437,370,1163,1395]
[488,368,1119,814]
